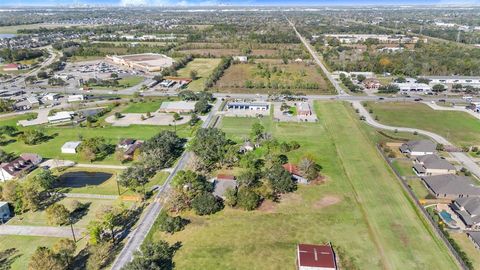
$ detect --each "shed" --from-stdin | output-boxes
[61,141,82,154]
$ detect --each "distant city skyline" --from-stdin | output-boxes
[2,0,480,7]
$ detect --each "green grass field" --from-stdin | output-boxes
[121,99,164,113]
[150,101,458,270]
[450,233,480,269]
[0,114,196,165]
[365,102,480,147]
[177,58,222,91]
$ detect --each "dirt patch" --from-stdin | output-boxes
[313,195,342,209]
[391,223,409,246]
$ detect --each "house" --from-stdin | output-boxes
[421,174,480,199]
[413,154,456,176]
[227,102,270,111]
[0,202,10,222]
[467,232,480,249]
[61,141,82,154]
[117,138,143,160]
[159,101,196,113]
[400,140,436,156]
[297,102,312,116]
[239,141,255,153]
[233,56,248,63]
[363,78,381,89]
[2,63,19,71]
[0,153,42,181]
[48,111,74,124]
[297,243,337,270]
[451,197,480,230]
[283,163,308,184]
[212,174,238,199]
[67,94,84,103]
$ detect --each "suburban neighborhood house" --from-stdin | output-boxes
[117,138,143,160]
[297,243,337,270]
[467,232,480,250]
[421,174,480,199]
[159,101,196,113]
[400,140,436,156]
[283,163,309,184]
[212,174,238,199]
[451,197,480,230]
[226,101,270,111]
[413,154,456,176]
[0,153,42,181]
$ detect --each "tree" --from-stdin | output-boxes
[188,113,200,126]
[141,131,185,170]
[0,125,18,136]
[0,149,14,163]
[21,183,41,212]
[155,210,189,234]
[266,163,296,194]
[18,130,47,145]
[28,247,65,270]
[87,242,114,270]
[87,221,103,245]
[394,76,406,83]
[190,128,228,169]
[171,170,212,199]
[46,204,70,226]
[190,70,198,80]
[194,99,210,114]
[34,168,57,191]
[52,239,76,266]
[250,122,265,141]
[436,143,444,151]
[118,163,153,194]
[191,192,223,215]
[224,188,237,207]
[110,73,118,79]
[114,112,122,119]
[237,169,259,188]
[173,112,181,121]
[153,75,163,82]
[298,156,321,181]
[37,71,48,79]
[357,74,366,82]
[123,241,175,270]
[237,188,261,211]
[432,84,446,93]
[101,206,125,243]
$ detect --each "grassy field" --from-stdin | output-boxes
[212,59,332,94]
[150,101,458,269]
[365,102,480,147]
[177,58,222,91]
[121,99,164,113]
[0,114,197,165]
[0,235,83,270]
[450,233,480,269]
[392,159,416,177]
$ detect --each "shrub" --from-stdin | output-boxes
[191,192,223,215]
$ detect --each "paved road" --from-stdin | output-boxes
[352,100,480,178]
[109,99,222,270]
[287,17,346,96]
[0,225,84,238]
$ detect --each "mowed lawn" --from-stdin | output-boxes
[0,115,196,165]
[121,99,164,113]
[177,58,222,91]
[365,102,480,147]
[150,102,458,270]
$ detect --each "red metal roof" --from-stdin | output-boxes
[282,163,301,176]
[216,174,235,181]
[297,243,336,269]
[3,63,18,69]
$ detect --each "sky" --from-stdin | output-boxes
[3,0,480,6]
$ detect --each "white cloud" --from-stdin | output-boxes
[120,0,147,6]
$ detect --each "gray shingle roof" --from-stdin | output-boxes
[416,154,456,170]
[468,232,480,246]
[400,140,436,153]
[422,175,480,197]
[213,179,237,198]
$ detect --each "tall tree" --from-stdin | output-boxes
[191,128,228,169]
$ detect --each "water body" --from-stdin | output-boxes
[58,171,113,188]
[0,34,16,39]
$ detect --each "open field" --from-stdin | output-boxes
[121,99,163,113]
[150,101,457,269]
[0,114,197,165]
[7,197,130,227]
[212,59,333,94]
[177,58,222,91]
[0,235,85,270]
[365,102,480,147]
[450,233,480,269]
[392,159,416,177]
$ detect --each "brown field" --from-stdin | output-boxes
[211,59,333,94]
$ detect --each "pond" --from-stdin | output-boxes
[58,171,113,188]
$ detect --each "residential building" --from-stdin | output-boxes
[0,202,10,222]
[421,174,480,199]
[323,34,420,44]
[117,138,143,160]
[227,102,270,111]
[297,243,337,270]
[67,94,84,103]
[0,153,42,181]
[159,101,196,113]
[467,232,480,250]
[283,163,308,184]
[47,111,74,124]
[239,141,255,153]
[400,140,436,156]
[61,141,82,154]
[363,78,381,89]
[297,102,312,116]
[451,197,480,230]
[2,63,19,71]
[212,174,238,199]
[413,154,456,176]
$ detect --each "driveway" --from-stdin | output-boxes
[105,112,191,127]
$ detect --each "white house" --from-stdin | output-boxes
[61,141,82,154]
[67,94,85,103]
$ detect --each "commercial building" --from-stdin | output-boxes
[47,111,75,124]
[413,154,456,176]
[421,174,480,199]
[106,53,175,72]
[297,243,337,270]
[323,34,421,44]
[159,101,196,113]
[421,76,480,86]
[67,94,84,103]
[61,141,82,154]
[395,83,432,94]
[400,140,436,156]
[0,153,42,181]
[226,101,270,111]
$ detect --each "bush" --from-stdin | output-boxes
[155,211,189,234]
[237,188,261,211]
[191,192,223,215]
